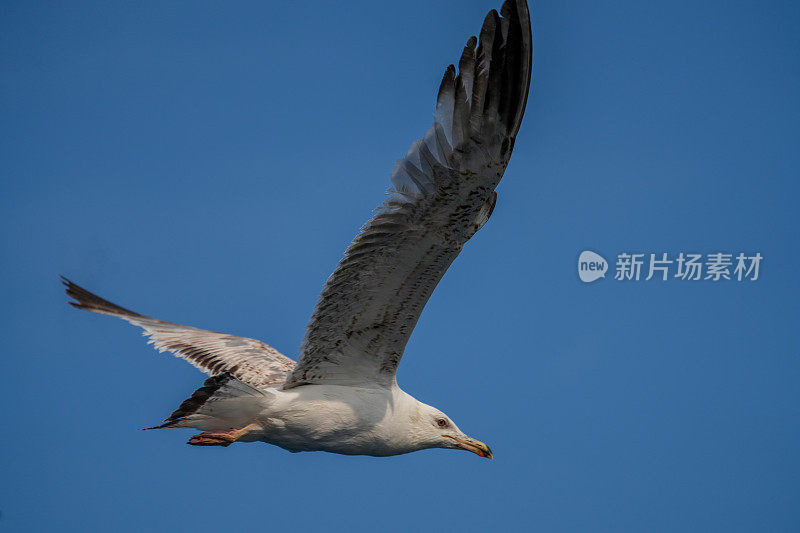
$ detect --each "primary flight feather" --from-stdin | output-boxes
[64,0,532,458]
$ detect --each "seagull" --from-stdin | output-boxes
[64,0,531,459]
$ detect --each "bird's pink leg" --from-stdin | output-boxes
[188,423,261,447]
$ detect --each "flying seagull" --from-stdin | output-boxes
[64,0,531,459]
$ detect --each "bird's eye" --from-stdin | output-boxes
[437,418,448,428]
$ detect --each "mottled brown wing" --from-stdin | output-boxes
[63,277,295,388]
[285,0,531,389]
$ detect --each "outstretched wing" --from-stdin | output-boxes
[63,277,295,388]
[285,0,532,389]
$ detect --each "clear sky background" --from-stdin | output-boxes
[1,0,799,531]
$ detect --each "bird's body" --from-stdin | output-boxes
[63,0,531,459]
[233,383,442,456]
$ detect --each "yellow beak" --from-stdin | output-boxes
[447,435,493,459]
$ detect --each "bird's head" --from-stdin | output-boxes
[411,402,493,459]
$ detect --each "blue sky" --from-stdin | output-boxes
[1,0,799,531]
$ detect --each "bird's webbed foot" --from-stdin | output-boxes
[187,423,261,447]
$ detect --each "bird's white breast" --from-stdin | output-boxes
[256,383,419,456]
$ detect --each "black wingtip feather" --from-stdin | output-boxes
[474,0,532,142]
[435,1,531,150]
[61,275,144,318]
[505,0,533,138]
[458,38,476,75]
[500,0,516,20]
[436,64,457,111]
[482,9,506,127]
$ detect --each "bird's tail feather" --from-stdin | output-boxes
[143,373,269,431]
